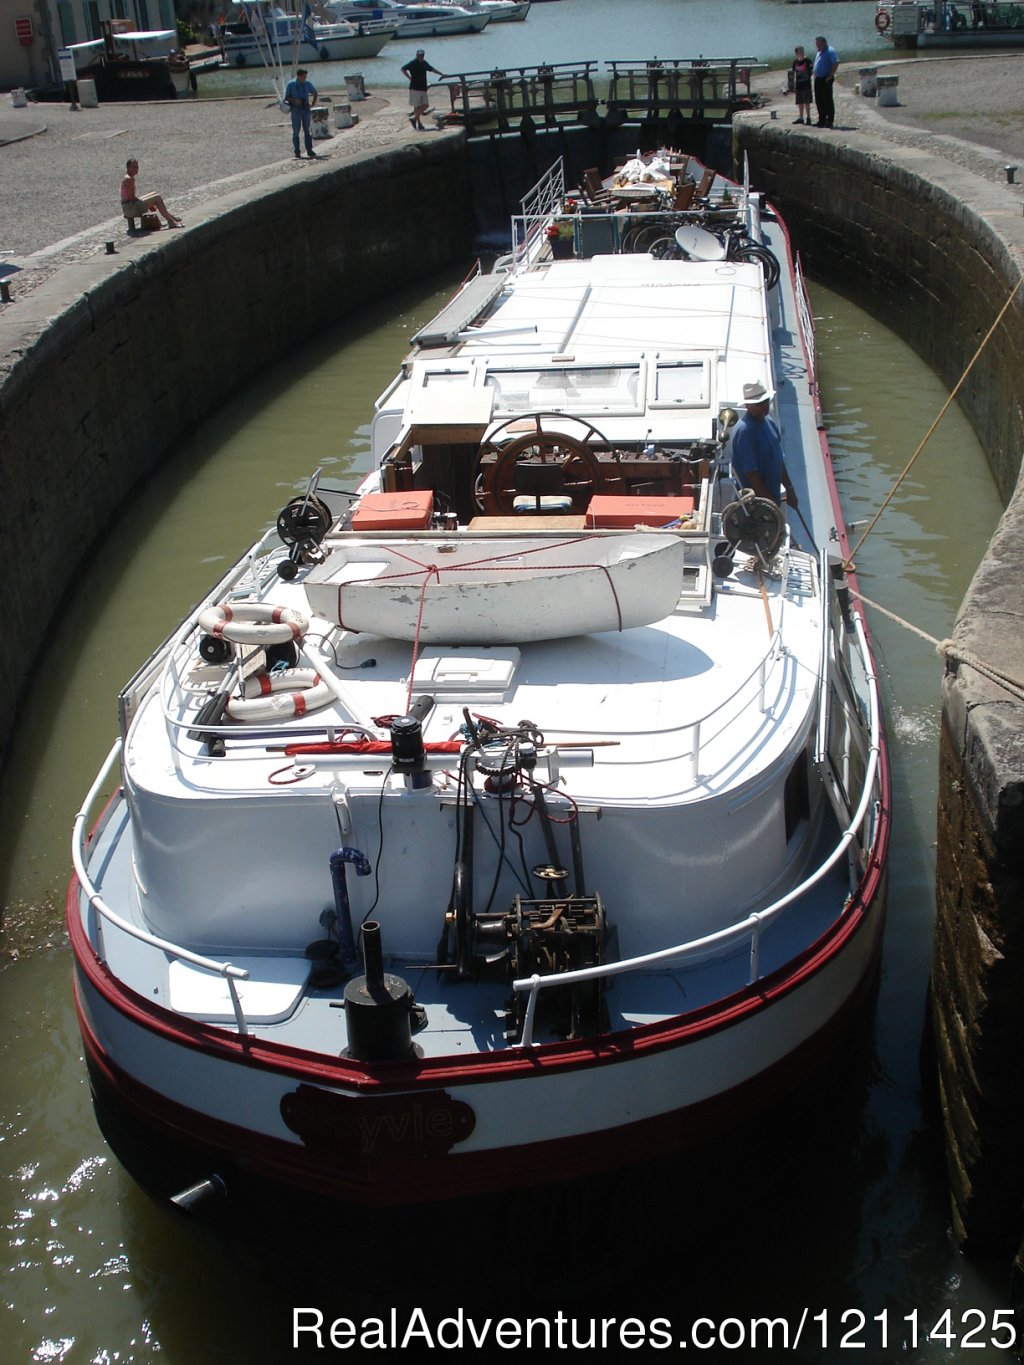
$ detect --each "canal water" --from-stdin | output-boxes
[0,262,1012,1358]
[197,0,893,100]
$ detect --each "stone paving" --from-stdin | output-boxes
[2,53,1024,303]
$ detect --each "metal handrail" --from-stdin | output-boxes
[513,608,883,1046]
[72,740,251,1035]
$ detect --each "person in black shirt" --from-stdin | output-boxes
[401,49,446,130]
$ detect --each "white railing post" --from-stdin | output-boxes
[748,913,761,984]
[519,975,542,1047]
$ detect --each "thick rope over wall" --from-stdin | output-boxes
[734,112,1024,1260]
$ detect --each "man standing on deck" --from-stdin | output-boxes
[730,381,799,509]
[285,68,318,159]
[812,35,839,129]
[401,49,446,130]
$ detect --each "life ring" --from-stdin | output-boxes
[875,8,892,30]
[197,601,309,646]
[226,668,334,722]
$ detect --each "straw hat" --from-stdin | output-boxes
[742,381,774,404]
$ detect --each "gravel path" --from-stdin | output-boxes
[0,85,417,294]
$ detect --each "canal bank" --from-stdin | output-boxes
[2,53,1023,1280]
[735,67,1024,1269]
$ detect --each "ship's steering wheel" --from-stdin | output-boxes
[473,413,618,516]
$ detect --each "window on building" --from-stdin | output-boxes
[57,0,77,44]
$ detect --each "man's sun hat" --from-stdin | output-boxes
[742,380,774,404]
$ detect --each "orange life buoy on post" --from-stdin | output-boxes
[875,8,892,31]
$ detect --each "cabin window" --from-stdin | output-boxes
[485,366,641,415]
[651,360,710,409]
[784,752,810,843]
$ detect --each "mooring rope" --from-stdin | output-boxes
[848,585,1024,703]
[843,274,1024,572]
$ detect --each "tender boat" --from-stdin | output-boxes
[69,153,890,1231]
[874,0,1024,47]
[220,2,395,66]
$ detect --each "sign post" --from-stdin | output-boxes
[57,45,78,108]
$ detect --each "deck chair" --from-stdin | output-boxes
[581,167,614,206]
[694,168,716,202]
[673,181,696,212]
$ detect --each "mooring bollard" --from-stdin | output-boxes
[1005,165,1018,185]
[0,280,12,304]
[105,241,116,255]
[858,66,878,98]
[876,74,899,108]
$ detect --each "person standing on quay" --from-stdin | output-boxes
[401,48,446,130]
[285,67,319,159]
[792,44,813,125]
[812,34,839,129]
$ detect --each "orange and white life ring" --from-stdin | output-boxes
[198,601,308,646]
[875,8,892,31]
[225,668,333,722]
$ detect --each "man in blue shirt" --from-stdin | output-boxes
[812,35,839,129]
[730,381,798,509]
[285,68,318,159]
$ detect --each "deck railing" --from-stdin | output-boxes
[72,740,253,1035]
[513,606,884,1047]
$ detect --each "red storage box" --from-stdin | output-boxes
[586,494,696,529]
[352,490,434,531]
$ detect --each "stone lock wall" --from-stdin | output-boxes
[0,135,472,770]
[734,113,1024,1257]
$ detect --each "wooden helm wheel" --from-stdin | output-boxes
[473,413,614,515]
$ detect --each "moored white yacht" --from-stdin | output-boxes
[69,154,890,1227]
[325,0,491,36]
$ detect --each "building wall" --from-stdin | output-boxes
[0,133,472,766]
[733,112,1024,1260]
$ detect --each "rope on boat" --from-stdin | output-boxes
[843,274,1024,573]
[848,585,1024,702]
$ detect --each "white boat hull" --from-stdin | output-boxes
[70,852,885,1205]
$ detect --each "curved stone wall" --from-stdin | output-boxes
[734,113,1024,1259]
[0,134,471,768]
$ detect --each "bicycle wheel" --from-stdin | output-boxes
[649,235,682,260]
[732,243,781,290]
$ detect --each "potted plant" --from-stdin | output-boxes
[545,215,575,259]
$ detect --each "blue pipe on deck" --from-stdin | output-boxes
[330,847,371,963]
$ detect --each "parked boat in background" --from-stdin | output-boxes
[65,20,195,99]
[69,151,890,1239]
[325,0,491,36]
[449,0,531,21]
[874,0,1024,47]
[220,4,394,67]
